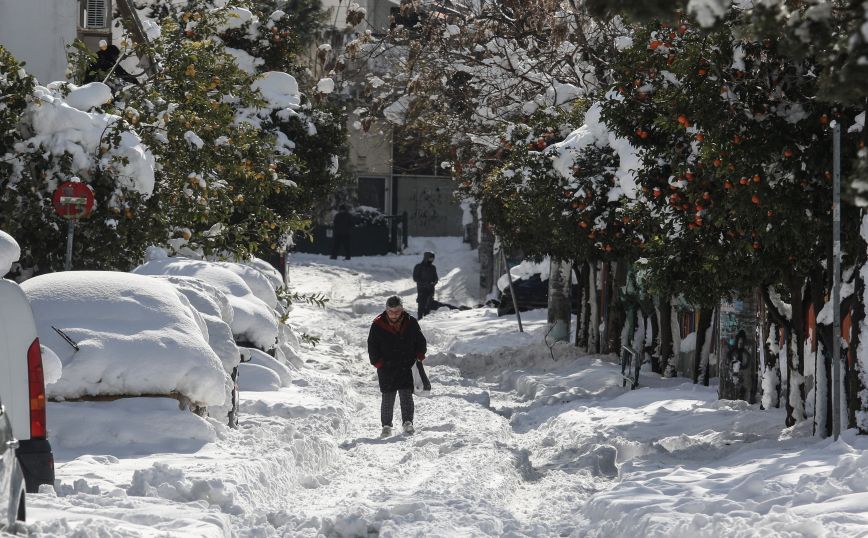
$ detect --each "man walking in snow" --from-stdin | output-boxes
[412,251,438,319]
[368,296,428,436]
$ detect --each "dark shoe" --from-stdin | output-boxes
[344,257,351,260]
[330,255,337,260]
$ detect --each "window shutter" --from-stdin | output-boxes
[85,0,108,29]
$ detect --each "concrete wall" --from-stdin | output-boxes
[347,116,393,177]
[396,175,464,236]
[0,0,77,84]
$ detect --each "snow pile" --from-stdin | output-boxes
[52,82,113,111]
[20,85,156,196]
[21,271,229,407]
[48,398,216,459]
[133,255,278,350]
[0,230,20,275]
[252,71,300,110]
[549,102,640,200]
[317,77,335,94]
[239,347,293,390]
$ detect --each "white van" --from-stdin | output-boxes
[0,279,55,492]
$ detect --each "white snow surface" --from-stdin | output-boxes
[0,229,21,275]
[21,237,868,537]
[21,271,228,407]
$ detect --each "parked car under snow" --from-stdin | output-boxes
[21,272,231,416]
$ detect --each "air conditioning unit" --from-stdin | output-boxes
[78,0,112,52]
[82,0,110,29]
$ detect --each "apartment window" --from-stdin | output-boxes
[84,0,110,29]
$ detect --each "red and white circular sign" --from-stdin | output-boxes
[52,181,94,220]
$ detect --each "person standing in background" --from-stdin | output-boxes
[331,205,353,260]
[413,251,438,319]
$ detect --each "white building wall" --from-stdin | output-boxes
[0,0,78,84]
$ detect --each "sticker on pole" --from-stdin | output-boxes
[52,181,94,220]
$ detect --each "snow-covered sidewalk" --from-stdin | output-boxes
[22,238,868,537]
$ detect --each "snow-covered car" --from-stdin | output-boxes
[147,275,245,427]
[0,232,55,493]
[21,271,231,418]
[133,251,280,353]
[132,251,301,406]
[0,398,25,528]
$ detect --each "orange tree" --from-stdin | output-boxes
[600,16,864,425]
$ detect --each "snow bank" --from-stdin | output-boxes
[238,363,281,391]
[240,347,292,386]
[48,398,216,459]
[0,230,20,275]
[133,257,278,350]
[21,271,228,407]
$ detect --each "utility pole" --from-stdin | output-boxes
[832,122,842,441]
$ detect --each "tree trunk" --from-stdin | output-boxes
[600,261,610,353]
[608,260,628,354]
[693,308,713,385]
[784,269,808,427]
[658,297,675,377]
[574,262,589,348]
[589,262,600,353]
[645,297,660,374]
[809,268,833,437]
[478,221,495,302]
[851,270,865,431]
[547,258,572,342]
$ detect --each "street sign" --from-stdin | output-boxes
[52,181,94,221]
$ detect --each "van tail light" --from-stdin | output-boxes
[27,338,46,439]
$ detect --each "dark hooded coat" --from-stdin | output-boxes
[367,311,427,392]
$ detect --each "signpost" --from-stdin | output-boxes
[51,181,95,271]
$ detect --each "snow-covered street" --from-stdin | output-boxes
[20,238,868,537]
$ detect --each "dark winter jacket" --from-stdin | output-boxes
[412,260,438,294]
[367,311,427,392]
[333,210,354,236]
